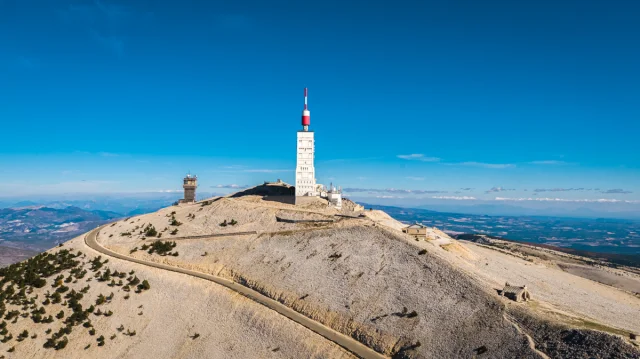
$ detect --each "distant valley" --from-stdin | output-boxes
[0,194,211,266]
[364,203,640,257]
[0,206,122,251]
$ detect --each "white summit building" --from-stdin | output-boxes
[294,88,342,208]
[295,131,317,198]
[295,88,318,203]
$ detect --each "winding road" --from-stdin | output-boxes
[84,226,386,359]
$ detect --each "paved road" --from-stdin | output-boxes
[84,226,386,359]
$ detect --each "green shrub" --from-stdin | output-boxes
[144,225,157,237]
[148,241,177,256]
[140,280,150,291]
[55,336,68,350]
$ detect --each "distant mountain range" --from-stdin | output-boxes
[0,193,194,216]
[0,192,220,262]
[0,206,122,252]
[350,196,640,220]
[415,203,640,220]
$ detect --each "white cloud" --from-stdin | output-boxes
[601,189,632,194]
[495,197,640,204]
[98,152,120,157]
[534,188,586,192]
[344,188,446,194]
[406,176,425,181]
[212,184,248,189]
[397,154,441,162]
[431,196,477,200]
[485,186,515,194]
[459,162,515,169]
[528,160,567,165]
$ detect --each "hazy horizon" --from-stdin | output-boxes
[1,190,639,221]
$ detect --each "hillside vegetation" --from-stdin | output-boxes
[0,232,352,358]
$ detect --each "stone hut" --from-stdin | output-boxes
[501,283,531,302]
[403,223,429,238]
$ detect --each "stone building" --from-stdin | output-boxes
[403,223,429,238]
[501,283,531,302]
[326,183,342,209]
[180,174,197,203]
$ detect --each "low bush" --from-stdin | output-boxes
[147,241,177,256]
[144,224,157,237]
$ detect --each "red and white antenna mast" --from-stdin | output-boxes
[302,87,310,131]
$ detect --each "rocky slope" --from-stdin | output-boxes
[96,194,638,358]
[0,233,352,359]
[0,192,638,358]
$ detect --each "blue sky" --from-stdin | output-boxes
[0,0,639,213]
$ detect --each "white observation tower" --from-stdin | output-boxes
[295,87,318,204]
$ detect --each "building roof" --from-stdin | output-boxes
[405,223,428,229]
[502,283,528,296]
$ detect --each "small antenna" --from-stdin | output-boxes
[301,87,311,130]
[304,87,308,110]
